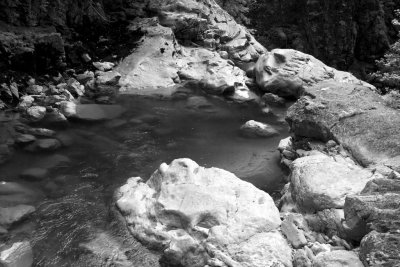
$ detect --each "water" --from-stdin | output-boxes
[0,93,289,266]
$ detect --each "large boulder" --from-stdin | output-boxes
[254,49,372,98]
[359,231,400,266]
[116,18,254,100]
[288,154,373,212]
[286,81,400,169]
[313,250,363,267]
[116,158,290,267]
[342,178,400,265]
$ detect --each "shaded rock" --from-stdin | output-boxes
[26,84,43,95]
[67,78,85,97]
[305,209,345,238]
[15,134,36,144]
[20,168,48,181]
[116,158,285,267]
[240,120,279,138]
[281,216,307,248]
[278,137,293,152]
[343,192,400,241]
[0,205,35,228]
[0,241,33,267]
[313,250,363,267]
[26,106,46,121]
[262,93,286,106]
[43,109,68,125]
[76,71,95,84]
[73,104,124,121]
[288,154,373,212]
[293,249,312,267]
[255,49,371,98]
[26,128,56,137]
[96,71,121,86]
[359,231,400,266]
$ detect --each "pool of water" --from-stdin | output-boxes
[0,93,289,266]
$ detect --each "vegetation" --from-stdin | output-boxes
[369,10,400,93]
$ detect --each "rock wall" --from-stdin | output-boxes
[244,0,400,71]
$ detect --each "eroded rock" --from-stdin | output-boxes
[116,158,287,267]
[288,154,373,212]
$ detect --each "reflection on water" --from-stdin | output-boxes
[0,94,289,266]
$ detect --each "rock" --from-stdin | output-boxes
[59,101,77,118]
[262,93,286,106]
[255,49,372,98]
[76,71,95,84]
[293,249,312,267]
[305,209,345,238]
[286,81,400,168]
[96,71,121,86]
[0,182,42,206]
[240,120,279,138]
[281,216,308,248]
[116,10,262,96]
[26,84,43,95]
[26,106,46,121]
[310,242,331,255]
[278,137,293,152]
[0,205,35,228]
[17,96,34,110]
[116,158,285,267]
[359,231,400,266]
[43,109,68,125]
[67,78,85,97]
[25,139,61,152]
[288,154,373,212]
[27,128,56,137]
[0,242,33,267]
[186,96,214,110]
[313,250,363,267]
[73,104,124,121]
[93,61,115,71]
[20,168,49,181]
[343,192,400,241]
[81,53,92,63]
[15,134,36,144]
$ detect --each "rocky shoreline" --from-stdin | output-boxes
[1,0,399,266]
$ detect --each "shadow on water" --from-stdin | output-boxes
[0,93,290,266]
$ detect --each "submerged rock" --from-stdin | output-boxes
[240,120,279,138]
[73,104,124,121]
[20,168,49,181]
[116,158,287,267]
[0,205,35,229]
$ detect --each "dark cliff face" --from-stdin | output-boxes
[248,0,399,71]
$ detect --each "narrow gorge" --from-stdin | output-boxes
[0,1,399,267]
